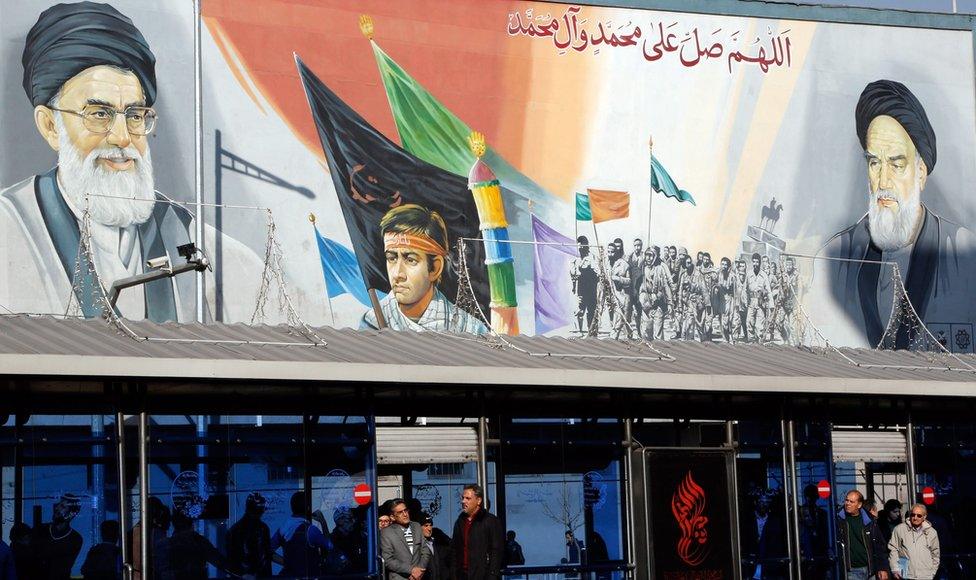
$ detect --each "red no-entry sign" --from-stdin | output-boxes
[817,480,831,499]
[922,486,936,505]
[353,483,373,506]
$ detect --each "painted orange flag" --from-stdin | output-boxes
[586,189,630,223]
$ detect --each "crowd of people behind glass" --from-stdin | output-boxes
[0,490,375,580]
[742,484,958,580]
[0,491,537,580]
[6,487,959,579]
[571,236,801,344]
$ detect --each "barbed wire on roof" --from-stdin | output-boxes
[67,196,325,347]
[251,210,327,345]
[877,265,976,372]
[782,253,976,374]
[84,193,271,214]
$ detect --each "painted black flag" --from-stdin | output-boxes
[295,55,489,315]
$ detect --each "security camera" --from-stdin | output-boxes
[146,255,171,270]
[177,243,198,260]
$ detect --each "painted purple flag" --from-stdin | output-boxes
[532,215,579,335]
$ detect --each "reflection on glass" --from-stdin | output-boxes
[411,462,482,534]
[794,421,836,580]
[137,415,373,579]
[1,414,121,579]
[501,419,625,573]
[736,420,790,579]
[915,423,976,578]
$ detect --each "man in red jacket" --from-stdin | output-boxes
[451,484,503,580]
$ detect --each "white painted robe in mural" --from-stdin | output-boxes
[0,169,274,322]
[360,288,487,334]
[809,206,976,349]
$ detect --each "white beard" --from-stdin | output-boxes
[55,115,156,228]
[868,182,922,251]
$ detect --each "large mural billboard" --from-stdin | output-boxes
[1,0,974,351]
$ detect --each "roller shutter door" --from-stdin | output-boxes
[376,426,478,464]
[831,429,907,463]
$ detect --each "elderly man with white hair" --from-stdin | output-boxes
[888,503,940,579]
[812,79,976,348]
[0,2,264,322]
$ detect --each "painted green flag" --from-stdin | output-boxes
[651,154,696,205]
[370,41,552,207]
[575,192,592,221]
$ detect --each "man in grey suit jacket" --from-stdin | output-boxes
[381,498,431,580]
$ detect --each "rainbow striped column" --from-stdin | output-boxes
[467,132,519,335]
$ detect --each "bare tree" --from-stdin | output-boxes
[541,478,584,559]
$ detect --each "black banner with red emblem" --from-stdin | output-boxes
[645,450,735,579]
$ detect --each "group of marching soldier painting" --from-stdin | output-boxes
[2,0,976,354]
[568,221,801,345]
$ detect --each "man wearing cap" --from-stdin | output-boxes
[227,492,272,577]
[815,80,976,348]
[638,245,671,340]
[0,2,264,322]
[571,235,599,334]
[361,204,487,334]
[30,493,84,579]
[420,513,451,580]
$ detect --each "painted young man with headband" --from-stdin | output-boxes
[361,204,487,334]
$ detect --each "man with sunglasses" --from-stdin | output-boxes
[1,2,263,322]
[888,504,940,579]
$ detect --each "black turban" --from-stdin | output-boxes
[22,1,156,107]
[855,79,936,174]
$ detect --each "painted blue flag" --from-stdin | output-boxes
[314,225,372,307]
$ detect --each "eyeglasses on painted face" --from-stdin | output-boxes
[51,104,158,136]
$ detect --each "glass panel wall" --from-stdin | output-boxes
[915,422,976,579]
[736,420,791,579]
[140,415,374,579]
[794,422,837,580]
[410,461,491,534]
[0,414,122,579]
[500,419,626,580]
[310,416,374,578]
[631,418,727,448]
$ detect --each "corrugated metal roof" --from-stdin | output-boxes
[1,315,975,397]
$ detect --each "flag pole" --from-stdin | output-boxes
[367,289,387,329]
[348,15,389,331]
[574,192,579,242]
[590,214,604,336]
[647,134,653,247]
[309,214,338,327]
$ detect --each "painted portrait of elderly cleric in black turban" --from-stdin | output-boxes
[0,1,198,321]
[817,79,976,350]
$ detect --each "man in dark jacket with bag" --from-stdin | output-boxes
[451,484,503,580]
[838,490,890,579]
